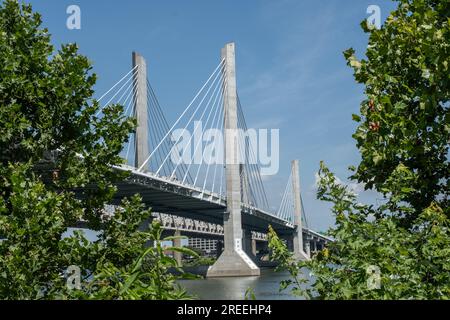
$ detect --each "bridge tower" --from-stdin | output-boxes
[132,52,149,169]
[207,43,260,277]
[291,160,310,260]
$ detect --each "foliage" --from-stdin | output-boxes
[0,0,194,300]
[345,0,449,224]
[270,0,450,300]
[244,287,256,300]
[183,256,216,267]
[267,226,308,298]
[271,163,449,299]
[66,221,198,300]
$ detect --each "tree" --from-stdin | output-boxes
[269,0,449,299]
[0,0,193,299]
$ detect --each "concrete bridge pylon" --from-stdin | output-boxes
[206,43,260,277]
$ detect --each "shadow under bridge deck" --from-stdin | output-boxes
[111,165,296,235]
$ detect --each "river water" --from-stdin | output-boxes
[178,268,310,300]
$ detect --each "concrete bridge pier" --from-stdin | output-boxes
[251,239,257,257]
[216,240,224,258]
[291,160,310,261]
[243,230,257,260]
[207,43,260,277]
[305,236,311,257]
[283,234,295,252]
[173,230,183,267]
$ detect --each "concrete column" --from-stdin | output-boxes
[173,230,182,267]
[305,240,311,258]
[132,52,149,170]
[243,230,257,262]
[207,43,260,277]
[291,160,310,261]
[216,240,223,259]
[280,235,292,252]
[240,164,248,204]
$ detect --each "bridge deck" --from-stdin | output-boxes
[112,166,295,235]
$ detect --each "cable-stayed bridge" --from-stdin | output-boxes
[95,43,331,277]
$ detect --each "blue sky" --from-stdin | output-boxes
[29,0,397,232]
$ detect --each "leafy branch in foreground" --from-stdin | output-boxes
[67,221,199,300]
[0,0,197,300]
[267,226,309,298]
[270,0,449,300]
[270,162,449,299]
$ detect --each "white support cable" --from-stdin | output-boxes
[182,75,226,185]
[119,80,138,161]
[279,177,291,220]
[192,79,226,186]
[138,59,225,172]
[116,76,136,107]
[147,88,189,178]
[238,109,269,209]
[122,78,139,117]
[210,83,227,195]
[279,173,293,222]
[93,69,139,148]
[120,85,138,163]
[158,65,225,178]
[172,70,225,182]
[236,99,270,210]
[126,87,138,165]
[200,80,227,193]
[237,110,265,209]
[97,65,138,102]
[235,114,251,202]
[146,81,193,184]
[146,89,174,177]
[146,103,168,175]
[122,79,140,164]
[283,184,290,221]
[236,112,254,205]
[155,63,225,176]
[241,128,261,207]
[286,178,294,221]
[145,82,175,176]
[277,173,291,217]
[100,68,139,114]
[283,181,293,221]
[247,138,270,210]
[96,65,139,115]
